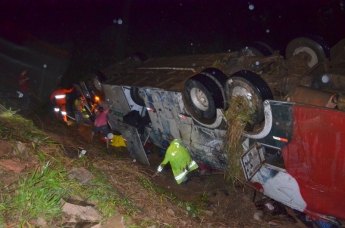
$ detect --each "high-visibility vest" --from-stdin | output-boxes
[157,139,198,184]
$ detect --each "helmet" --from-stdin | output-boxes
[107,133,114,140]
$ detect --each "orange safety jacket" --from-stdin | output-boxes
[50,88,74,122]
[50,88,74,106]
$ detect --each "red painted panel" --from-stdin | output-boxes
[282,105,345,219]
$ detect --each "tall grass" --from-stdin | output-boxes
[224,96,254,184]
[3,162,68,225]
[0,106,48,144]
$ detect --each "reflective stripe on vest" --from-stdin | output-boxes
[188,160,197,170]
[55,94,66,99]
[175,169,188,181]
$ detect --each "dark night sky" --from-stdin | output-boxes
[2,0,345,44]
[1,0,345,79]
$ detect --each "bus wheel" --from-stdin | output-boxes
[183,74,219,125]
[226,70,273,132]
[285,37,328,68]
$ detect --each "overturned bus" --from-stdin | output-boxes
[91,37,345,224]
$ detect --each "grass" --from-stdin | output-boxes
[0,202,5,226]
[0,105,137,226]
[81,166,138,217]
[2,162,69,226]
[224,96,254,184]
[0,159,139,226]
[0,106,49,145]
[0,103,206,227]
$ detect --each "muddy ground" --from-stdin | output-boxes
[0,113,304,227]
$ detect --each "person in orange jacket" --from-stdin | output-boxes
[50,87,74,123]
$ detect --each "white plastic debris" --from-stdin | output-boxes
[43,64,47,68]
[265,29,270,34]
[79,149,87,158]
[16,91,24,98]
[265,202,275,211]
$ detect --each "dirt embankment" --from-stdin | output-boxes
[0,114,300,227]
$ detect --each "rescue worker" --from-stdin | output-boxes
[18,70,30,111]
[74,96,89,124]
[50,87,74,123]
[91,106,112,147]
[155,138,198,184]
